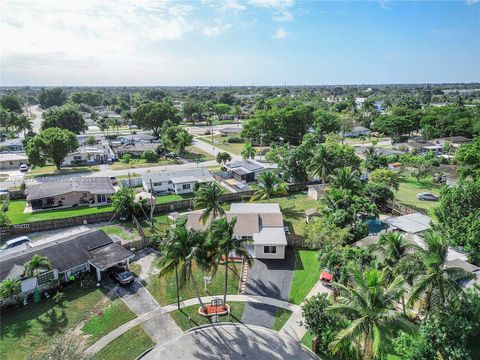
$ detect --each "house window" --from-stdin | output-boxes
[9,161,13,165]
[153,182,162,186]
[168,180,172,184]
[37,270,55,285]
[182,184,191,190]
[97,194,107,203]
[264,246,276,254]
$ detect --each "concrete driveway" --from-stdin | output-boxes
[241,246,295,328]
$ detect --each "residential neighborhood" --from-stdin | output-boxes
[1,1,479,360]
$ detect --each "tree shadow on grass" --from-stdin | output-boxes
[1,318,32,339]
[36,309,68,336]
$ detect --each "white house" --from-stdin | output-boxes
[0,153,28,170]
[142,168,213,194]
[186,203,287,260]
[62,141,115,165]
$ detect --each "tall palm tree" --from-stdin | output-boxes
[24,254,51,277]
[328,167,361,194]
[194,182,225,224]
[407,231,475,312]
[208,217,253,308]
[363,145,379,170]
[158,225,209,311]
[15,114,33,137]
[0,278,20,300]
[241,142,256,160]
[251,171,288,202]
[328,266,416,360]
[307,145,335,184]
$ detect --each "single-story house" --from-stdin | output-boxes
[385,213,431,234]
[0,230,134,297]
[305,208,321,222]
[434,164,460,187]
[446,259,480,288]
[404,141,437,154]
[225,160,277,183]
[0,153,28,170]
[186,203,287,260]
[0,138,24,151]
[434,136,472,150]
[307,184,325,200]
[115,142,158,157]
[343,126,371,138]
[142,168,213,194]
[62,142,115,165]
[219,127,242,136]
[118,134,156,145]
[26,177,115,211]
[76,134,104,145]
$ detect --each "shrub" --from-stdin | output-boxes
[142,150,159,162]
[227,137,244,143]
[120,154,132,164]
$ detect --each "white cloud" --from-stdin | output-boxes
[273,27,289,39]
[249,0,295,21]
[225,0,247,10]
[203,24,232,37]
[466,0,479,4]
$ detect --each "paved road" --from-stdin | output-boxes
[241,247,296,328]
[140,323,318,360]
[186,123,243,135]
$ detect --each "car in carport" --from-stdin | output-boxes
[109,266,134,286]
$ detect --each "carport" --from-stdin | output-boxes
[88,243,135,281]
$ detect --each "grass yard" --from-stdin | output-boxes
[155,193,194,204]
[109,158,174,170]
[289,250,321,305]
[251,193,320,236]
[272,308,292,332]
[140,214,171,237]
[395,176,441,215]
[0,287,107,359]
[5,199,113,224]
[146,261,242,306]
[26,165,100,178]
[170,302,245,331]
[301,331,315,351]
[98,223,140,242]
[82,299,136,345]
[92,325,154,360]
[197,135,266,155]
[183,146,215,162]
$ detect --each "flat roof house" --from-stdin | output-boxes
[225,160,277,183]
[26,177,115,211]
[142,168,213,195]
[343,126,371,138]
[62,142,115,166]
[115,142,158,157]
[186,203,287,260]
[118,134,156,145]
[0,153,28,170]
[0,230,134,296]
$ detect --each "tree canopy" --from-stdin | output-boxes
[38,87,68,109]
[133,100,178,135]
[41,104,86,134]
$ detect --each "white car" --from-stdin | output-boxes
[19,164,29,172]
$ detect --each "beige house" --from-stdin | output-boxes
[0,153,28,170]
[26,177,115,211]
[187,203,287,260]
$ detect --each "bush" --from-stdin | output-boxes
[227,137,244,143]
[120,154,132,164]
[142,150,159,162]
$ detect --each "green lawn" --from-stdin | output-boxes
[395,176,441,215]
[82,299,136,344]
[170,302,245,331]
[0,287,107,359]
[93,325,154,360]
[109,158,174,170]
[140,214,171,237]
[301,330,315,350]
[155,193,194,205]
[26,165,100,178]
[146,261,241,306]
[289,250,321,305]
[197,135,265,155]
[251,193,320,236]
[99,224,140,241]
[183,146,215,162]
[5,199,113,224]
[272,308,292,331]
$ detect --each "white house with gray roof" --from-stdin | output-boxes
[142,168,213,195]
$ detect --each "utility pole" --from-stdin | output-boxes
[149,179,155,230]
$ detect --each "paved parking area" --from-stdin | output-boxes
[241,247,295,328]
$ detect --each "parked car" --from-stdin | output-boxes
[109,176,118,185]
[320,269,333,286]
[0,236,31,253]
[19,164,29,172]
[417,192,439,201]
[0,188,9,200]
[109,266,134,286]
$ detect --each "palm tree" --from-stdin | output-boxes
[307,145,335,184]
[208,217,253,308]
[194,182,225,224]
[363,145,379,170]
[24,254,51,277]
[241,142,256,160]
[251,171,288,202]
[407,231,475,312]
[15,114,33,137]
[0,278,20,300]
[328,167,361,193]
[158,225,209,312]
[328,266,416,360]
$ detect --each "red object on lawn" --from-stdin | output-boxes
[320,271,333,282]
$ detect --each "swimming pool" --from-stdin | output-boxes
[365,218,388,234]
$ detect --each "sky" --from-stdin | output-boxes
[1,0,479,86]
